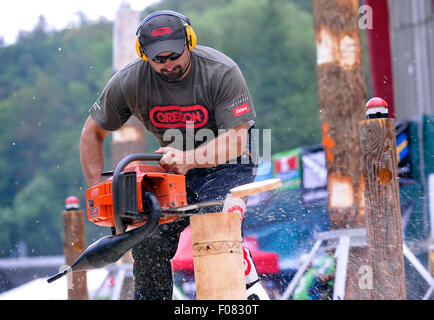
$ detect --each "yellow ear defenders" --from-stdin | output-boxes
[135,10,197,61]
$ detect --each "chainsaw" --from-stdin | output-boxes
[86,153,222,235]
[47,153,281,283]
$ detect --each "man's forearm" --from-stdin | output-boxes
[156,122,248,174]
[80,117,109,187]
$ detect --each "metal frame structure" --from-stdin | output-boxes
[280,228,434,300]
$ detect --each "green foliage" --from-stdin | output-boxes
[0,0,321,256]
[12,174,63,256]
[0,16,113,257]
[0,207,15,256]
[190,0,320,152]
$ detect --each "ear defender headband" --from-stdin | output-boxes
[135,10,197,61]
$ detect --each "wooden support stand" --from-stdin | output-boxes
[281,228,433,300]
[62,208,88,300]
[111,5,145,169]
[190,212,246,300]
[359,116,407,299]
[110,6,144,299]
[190,179,282,300]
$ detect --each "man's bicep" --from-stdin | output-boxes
[89,75,132,131]
[82,115,110,140]
[233,121,248,131]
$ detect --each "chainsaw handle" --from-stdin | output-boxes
[112,153,163,234]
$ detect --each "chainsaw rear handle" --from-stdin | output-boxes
[112,153,163,234]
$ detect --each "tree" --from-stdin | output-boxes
[12,174,63,256]
[0,19,113,255]
[191,0,320,153]
[0,0,322,256]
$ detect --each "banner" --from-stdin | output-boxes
[272,148,301,191]
[396,121,413,183]
[248,161,273,207]
[300,144,328,203]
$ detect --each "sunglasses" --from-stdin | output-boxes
[152,52,182,64]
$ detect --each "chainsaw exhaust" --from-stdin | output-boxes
[47,154,163,283]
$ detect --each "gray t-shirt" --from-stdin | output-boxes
[90,45,256,150]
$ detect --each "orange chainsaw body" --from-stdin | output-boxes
[86,164,187,228]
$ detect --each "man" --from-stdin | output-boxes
[80,10,268,300]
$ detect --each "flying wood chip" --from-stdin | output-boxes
[229,178,282,198]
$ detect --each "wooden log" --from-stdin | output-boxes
[110,8,145,297]
[111,116,147,168]
[312,0,367,229]
[359,116,407,300]
[230,178,282,198]
[62,207,88,300]
[429,174,434,277]
[111,6,146,168]
[312,0,369,300]
[113,5,140,72]
[190,212,246,300]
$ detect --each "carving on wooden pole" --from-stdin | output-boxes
[191,212,246,300]
[192,240,243,257]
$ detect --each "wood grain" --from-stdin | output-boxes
[359,118,406,299]
[190,212,246,300]
[229,178,282,198]
[312,0,368,299]
[63,210,88,300]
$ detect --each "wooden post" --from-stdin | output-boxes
[63,196,88,300]
[359,98,406,300]
[190,212,246,300]
[111,5,146,299]
[430,172,434,276]
[190,179,281,300]
[112,4,146,168]
[312,0,369,299]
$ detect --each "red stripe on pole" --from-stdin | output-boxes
[363,0,395,118]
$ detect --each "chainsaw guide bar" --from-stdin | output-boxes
[46,153,281,284]
[161,200,224,216]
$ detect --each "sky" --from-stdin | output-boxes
[0,0,160,45]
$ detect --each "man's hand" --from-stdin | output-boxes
[155,122,249,174]
[155,146,194,175]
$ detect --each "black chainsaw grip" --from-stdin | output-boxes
[46,193,162,283]
[112,153,162,234]
[45,154,165,283]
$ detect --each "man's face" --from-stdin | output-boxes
[148,46,191,82]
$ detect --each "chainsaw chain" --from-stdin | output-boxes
[161,200,223,217]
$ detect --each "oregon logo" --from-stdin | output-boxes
[88,206,100,218]
[150,105,209,128]
[151,27,172,37]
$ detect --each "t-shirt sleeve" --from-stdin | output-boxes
[213,65,256,129]
[89,74,132,131]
